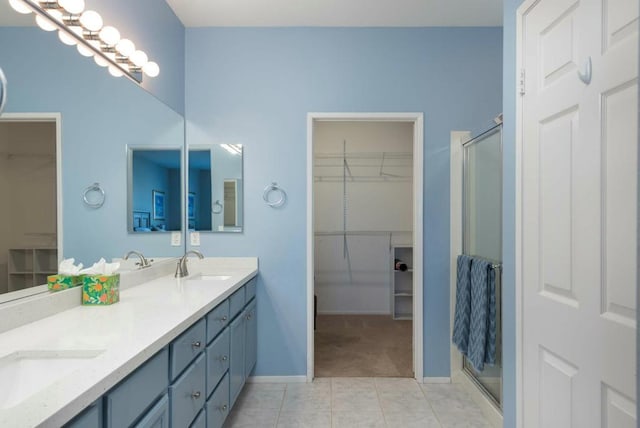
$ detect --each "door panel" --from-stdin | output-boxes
[521,0,638,426]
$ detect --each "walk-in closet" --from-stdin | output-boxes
[313,121,414,377]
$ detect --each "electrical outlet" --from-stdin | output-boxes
[171,231,181,246]
[190,232,200,246]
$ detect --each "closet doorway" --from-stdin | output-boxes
[306,113,424,381]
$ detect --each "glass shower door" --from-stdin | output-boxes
[462,124,502,407]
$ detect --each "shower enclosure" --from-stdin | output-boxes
[462,124,502,407]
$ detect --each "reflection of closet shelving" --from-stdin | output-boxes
[7,248,57,292]
[392,246,413,320]
[314,151,412,182]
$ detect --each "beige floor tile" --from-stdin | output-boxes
[277,408,331,428]
[384,410,442,428]
[224,408,280,428]
[332,409,386,428]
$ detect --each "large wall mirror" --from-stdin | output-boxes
[128,148,183,233]
[0,24,185,301]
[188,144,243,233]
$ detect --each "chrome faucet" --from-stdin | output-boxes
[123,250,152,268]
[175,250,204,278]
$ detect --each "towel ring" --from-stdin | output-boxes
[263,182,286,208]
[82,182,105,209]
[0,67,6,115]
[212,200,223,214]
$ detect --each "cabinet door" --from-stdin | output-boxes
[65,401,102,428]
[229,311,246,406]
[244,299,257,377]
[206,373,230,428]
[169,353,206,428]
[133,394,169,428]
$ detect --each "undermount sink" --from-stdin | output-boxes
[0,349,104,409]
[188,274,231,281]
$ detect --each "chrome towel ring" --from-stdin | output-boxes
[212,200,223,214]
[82,182,105,208]
[263,182,286,208]
[0,67,7,115]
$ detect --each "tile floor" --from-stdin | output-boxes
[224,378,492,428]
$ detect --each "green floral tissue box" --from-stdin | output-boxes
[47,274,85,292]
[82,274,120,305]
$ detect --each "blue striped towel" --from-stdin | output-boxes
[452,255,472,354]
[467,258,496,371]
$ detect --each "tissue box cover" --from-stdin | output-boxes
[82,274,120,305]
[47,274,85,292]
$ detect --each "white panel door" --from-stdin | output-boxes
[521,0,638,426]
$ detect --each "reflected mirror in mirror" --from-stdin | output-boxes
[188,144,243,233]
[128,148,183,233]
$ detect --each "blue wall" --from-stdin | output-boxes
[502,1,524,427]
[0,27,185,264]
[84,0,185,114]
[185,27,503,377]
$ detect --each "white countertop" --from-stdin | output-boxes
[0,258,258,427]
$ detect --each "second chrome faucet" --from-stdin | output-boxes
[175,250,204,278]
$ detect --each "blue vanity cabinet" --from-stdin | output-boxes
[170,318,206,381]
[206,373,230,428]
[133,394,169,428]
[65,400,102,428]
[206,300,230,343]
[191,409,206,428]
[206,328,230,397]
[245,298,257,376]
[229,309,246,407]
[104,348,169,428]
[169,353,206,427]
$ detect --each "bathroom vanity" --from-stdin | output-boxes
[0,258,258,428]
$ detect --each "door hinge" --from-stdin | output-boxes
[519,68,526,96]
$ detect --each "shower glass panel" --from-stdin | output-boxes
[462,124,502,407]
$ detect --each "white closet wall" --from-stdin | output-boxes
[314,121,413,314]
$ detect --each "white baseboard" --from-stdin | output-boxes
[453,370,503,428]
[422,377,452,384]
[317,311,391,315]
[246,376,307,384]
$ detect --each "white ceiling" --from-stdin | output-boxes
[166,0,503,27]
[0,0,503,28]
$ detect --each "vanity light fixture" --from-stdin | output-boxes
[221,144,242,156]
[8,0,160,82]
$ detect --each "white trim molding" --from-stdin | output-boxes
[306,112,424,383]
[247,376,307,384]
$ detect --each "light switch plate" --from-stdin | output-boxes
[190,232,200,246]
[171,232,181,246]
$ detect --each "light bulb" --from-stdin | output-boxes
[57,0,84,15]
[108,65,123,77]
[76,40,99,57]
[130,50,148,67]
[94,55,109,67]
[58,26,82,45]
[79,10,102,32]
[35,9,62,31]
[115,39,135,57]
[8,0,31,14]
[142,61,159,77]
[98,26,120,46]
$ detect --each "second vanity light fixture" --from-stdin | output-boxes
[8,0,159,82]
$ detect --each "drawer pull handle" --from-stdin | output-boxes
[192,391,201,399]
[220,316,228,322]
[220,355,228,361]
[192,341,202,349]
[219,404,228,412]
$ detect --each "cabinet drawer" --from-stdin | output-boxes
[65,400,101,428]
[206,328,230,398]
[133,393,169,428]
[206,373,230,428]
[245,277,256,304]
[206,300,229,344]
[170,353,206,428]
[105,348,169,428]
[190,409,206,428]
[170,318,206,380]
[229,287,245,320]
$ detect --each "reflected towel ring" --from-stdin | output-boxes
[82,182,105,208]
[212,200,223,214]
[263,182,286,208]
[0,67,7,115]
